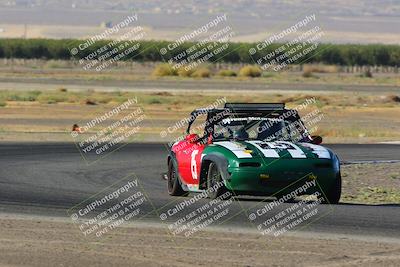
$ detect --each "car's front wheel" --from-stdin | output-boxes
[322,173,341,204]
[167,160,188,196]
[207,162,230,199]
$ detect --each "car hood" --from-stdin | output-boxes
[213,140,332,160]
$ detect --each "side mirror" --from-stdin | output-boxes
[311,135,323,145]
[185,134,200,144]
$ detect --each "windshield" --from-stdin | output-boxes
[213,117,308,142]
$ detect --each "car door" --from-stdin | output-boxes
[174,113,208,188]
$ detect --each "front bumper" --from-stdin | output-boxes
[225,158,337,196]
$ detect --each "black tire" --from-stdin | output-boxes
[167,160,188,196]
[207,162,230,199]
[322,173,342,204]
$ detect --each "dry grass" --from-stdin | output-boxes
[0,61,398,86]
[303,64,339,73]
[191,67,211,78]
[1,90,400,108]
[153,64,211,78]
[217,69,237,77]
[1,90,400,143]
[302,70,314,78]
[177,67,194,77]
[152,63,177,76]
[238,65,262,77]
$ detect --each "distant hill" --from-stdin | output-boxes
[3,0,400,17]
[0,0,399,44]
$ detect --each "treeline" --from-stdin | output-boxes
[0,38,398,66]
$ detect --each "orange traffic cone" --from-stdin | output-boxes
[72,124,82,133]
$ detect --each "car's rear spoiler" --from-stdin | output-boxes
[224,102,285,112]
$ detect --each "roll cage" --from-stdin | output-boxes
[186,103,311,142]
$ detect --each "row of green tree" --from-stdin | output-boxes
[0,38,398,66]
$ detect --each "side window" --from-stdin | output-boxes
[214,123,231,139]
[285,119,304,142]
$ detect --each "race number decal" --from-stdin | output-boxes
[247,141,306,158]
[273,141,306,158]
[191,150,199,180]
[247,141,279,158]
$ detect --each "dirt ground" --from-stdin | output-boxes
[0,61,399,143]
[0,215,399,267]
[341,163,400,204]
[1,91,400,144]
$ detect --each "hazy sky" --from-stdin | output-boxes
[0,0,399,44]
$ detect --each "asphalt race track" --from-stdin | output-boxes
[0,143,399,239]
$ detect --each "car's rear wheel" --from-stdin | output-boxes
[207,162,230,199]
[167,160,188,196]
[322,173,341,204]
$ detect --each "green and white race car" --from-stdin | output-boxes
[166,103,341,204]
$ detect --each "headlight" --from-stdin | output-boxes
[227,158,239,168]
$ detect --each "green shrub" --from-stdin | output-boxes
[0,39,400,67]
[218,69,237,77]
[5,90,42,101]
[0,101,6,107]
[238,65,262,77]
[44,60,68,69]
[148,97,162,104]
[152,63,177,76]
[262,72,275,78]
[37,93,68,104]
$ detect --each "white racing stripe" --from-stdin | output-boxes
[214,141,253,158]
[299,142,331,159]
[214,140,327,159]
